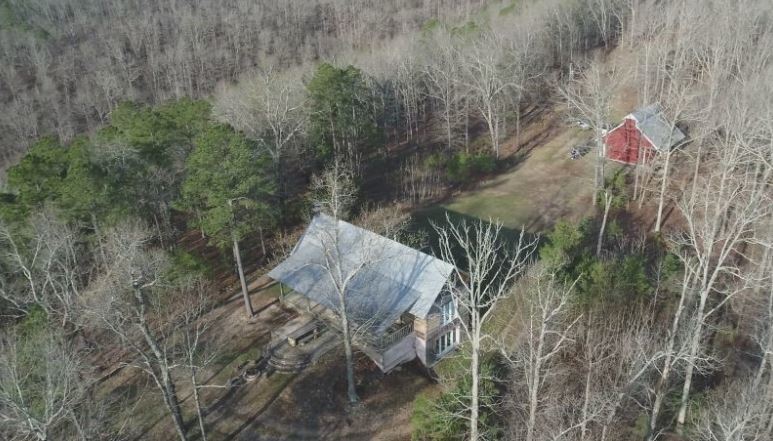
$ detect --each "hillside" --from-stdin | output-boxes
[0,0,489,173]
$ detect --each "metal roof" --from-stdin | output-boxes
[629,104,686,150]
[268,214,454,335]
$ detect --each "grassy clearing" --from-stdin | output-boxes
[417,120,597,234]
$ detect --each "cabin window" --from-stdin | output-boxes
[434,327,458,356]
[441,299,455,324]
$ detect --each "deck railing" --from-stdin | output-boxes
[356,320,414,351]
[283,292,415,352]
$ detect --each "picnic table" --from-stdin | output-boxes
[287,320,325,346]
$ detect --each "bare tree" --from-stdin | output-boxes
[0,331,87,441]
[644,258,700,441]
[433,216,538,441]
[500,269,581,441]
[499,27,543,149]
[648,38,697,233]
[421,32,465,154]
[311,160,358,220]
[302,215,402,404]
[0,210,83,325]
[462,33,514,159]
[669,131,772,433]
[394,54,425,142]
[176,277,216,441]
[693,379,772,441]
[591,310,662,441]
[305,168,409,404]
[560,63,618,206]
[213,67,306,207]
[82,221,189,441]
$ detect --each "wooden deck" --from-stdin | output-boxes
[281,291,418,372]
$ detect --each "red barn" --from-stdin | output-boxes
[603,105,686,165]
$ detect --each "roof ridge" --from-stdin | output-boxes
[318,213,453,270]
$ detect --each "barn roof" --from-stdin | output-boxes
[628,105,686,150]
[268,214,454,335]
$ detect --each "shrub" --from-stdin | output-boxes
[411,360,502,440]
[446,152,496,184]
[166,249,213,282]
[18,304,49,337]
[539,220,586,272]
[411,392,458,441]
[574,253,651,304]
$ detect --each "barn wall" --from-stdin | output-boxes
[603,118,655,165]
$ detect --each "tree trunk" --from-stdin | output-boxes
[526,322,546,441]
[160,368,188,441]
[153,212,165,250]
[446,103,453,155]
[464,98,470,153]
[646,271,692,441]
[580,314,593,441]
[647,366,670,441]
[654,150,671,232]
[191,368,208,441]
[593,136,605,206]
[340,310,359,404]
[470,331,480,441]
[232,238,253,317]
[258,226,267,258]
[133,287,189,441]
[676,287,710,433]
[70,409,86,441]
[483,105,499,159]
[515,104,521,151]
[597,192,613,257]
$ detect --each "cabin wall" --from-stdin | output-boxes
[415,294,463,366]
[381,332,417,372]
[414,314,440,340]
[359,332,417,372]
[415,333,428,365]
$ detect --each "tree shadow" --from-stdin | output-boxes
[409,208,543,268]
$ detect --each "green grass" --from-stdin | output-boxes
[417,125,598,234]
[256,282,283,299]
[445,191,531,229]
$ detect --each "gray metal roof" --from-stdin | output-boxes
[268,214,454,334]
[629,105,686,150]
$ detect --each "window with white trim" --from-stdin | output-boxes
[434,328,458,356]
[441,299,455,324]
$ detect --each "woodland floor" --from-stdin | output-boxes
[95,279,435,441]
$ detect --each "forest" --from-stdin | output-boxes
[1,0,772,440]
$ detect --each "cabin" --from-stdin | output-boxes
[267,214,460,372]
[603,105,686,165]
